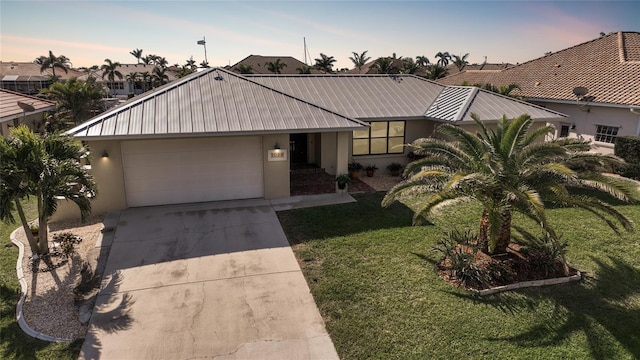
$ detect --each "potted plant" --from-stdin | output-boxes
[348,162,363,178]
[365,164,378,177]
[387,162,404,176]
[336,173,351,190]
[29,224,39,237]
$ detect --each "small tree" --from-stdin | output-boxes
[314,53,336,74]
[1,126,97,255]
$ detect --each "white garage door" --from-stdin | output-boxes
[122,137,263,207]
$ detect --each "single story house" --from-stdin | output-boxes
[0,61,85,96]
[228,55,323,74]
[0,89,55,137]
[52,67,565,220]
[438,31,640,155]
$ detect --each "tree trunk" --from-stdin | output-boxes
[493,210,512,254]
[478,210,489,253]
[36,193,49,255]
[14,199,40,254]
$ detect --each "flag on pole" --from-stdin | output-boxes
[197,39,206,45]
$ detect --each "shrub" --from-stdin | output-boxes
[614,136,640,179]
[434,229,490,289]
[52,232,83,258]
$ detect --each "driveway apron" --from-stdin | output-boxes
[80,199,338,360]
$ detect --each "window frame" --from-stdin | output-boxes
[559,123,570,138]
[594,124,619,144]
[352,120,406,156]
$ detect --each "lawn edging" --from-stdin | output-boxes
[474,271,582,296]
[10,227,73,343]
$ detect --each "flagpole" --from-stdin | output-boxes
[197,37,208,64]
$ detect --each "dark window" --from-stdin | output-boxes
[559,124,570,138]
[594,125,619,144]
[353,121,405,155]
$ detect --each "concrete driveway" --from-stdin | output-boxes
[80,199,339,360]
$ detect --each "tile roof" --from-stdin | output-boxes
[247,74,445,119]
[0,89,55,123]
[65,68,368,140]
[228,55,322,75]
[438,32,640,106]
[0,62,84,80]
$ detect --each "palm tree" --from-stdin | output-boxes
[142,55,154,65]
[34,50,71,79]
[383,114,636,256]
[475,83,522,98]
[371,57,398,74]
[130,48,143,64]
[426,64,448,80]
[401,58,420,74]
[451,53,470,71]
[265,59,287,74]
[349,51,371,73]
[296,65,313,74]
[185,56,197,70]
[175,65,195,78]
[152,66,169,87]
[40,77,106,126]
[154,56,168,69]
[416,55,430,67]
[140,71,152,92]
[101,59,123,96]
[126,72,139,93]
[1,126,97,255]
[314,53,336,74]
[435,51,451,67]
[199,61,210,68]
[234,63,253,74]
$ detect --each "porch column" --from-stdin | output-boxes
[336,131,349,175]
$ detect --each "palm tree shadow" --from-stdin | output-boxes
[80,270,135,359]
[452,257,640,359]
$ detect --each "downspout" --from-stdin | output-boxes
[631,108,640,135]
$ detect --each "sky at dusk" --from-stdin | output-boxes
[1,1,639,70]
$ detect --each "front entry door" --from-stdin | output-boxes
[289,133,308,164]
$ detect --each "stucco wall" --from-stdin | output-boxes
[321,132,337,175]
[262,134,290,199]
[533,102,640,155]
[50,140,127,222]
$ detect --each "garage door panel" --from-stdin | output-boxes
[123,137,263,207]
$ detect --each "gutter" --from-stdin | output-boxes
[527,97,640,110]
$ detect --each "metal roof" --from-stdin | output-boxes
[247,74,445,119]
[425,86,567,122]
[66,68,368,140]
[0,89,56,123]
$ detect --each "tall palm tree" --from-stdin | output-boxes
[130,48,143,64]
[349,50,371,73]
[234,63,253,74]
[154,56,168,69]
[142,55,154,65]
[383,114,636,256]
[152,66,169,87]
[40,77,106,126]
[101,59,123,96]
[140,71,152,92]
[296,65,313,74]
[435,51,451,67]
[314,53,336,74]
[451,53,470,71]
[265,59,287,74]
[34,50,71,79]
[199,61,210,68]
[1,126,97,255]
[415,55,430,67]
[126,72,139,93]
[185,56,197,70]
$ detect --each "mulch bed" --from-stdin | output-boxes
[291,171,375,196]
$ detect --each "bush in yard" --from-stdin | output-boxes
[614,135,640,180]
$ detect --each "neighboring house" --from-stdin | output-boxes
[0,89,55,137]
[52,67,565,220]
[438,31,640,154]
[0,61,84,95]
[228,55,321,74]
[80,64,179,98]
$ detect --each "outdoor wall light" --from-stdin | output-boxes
[102,150,109,158]
[273,142,280,150]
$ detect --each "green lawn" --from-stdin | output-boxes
[278,192,640,360]
[0,198,82,360]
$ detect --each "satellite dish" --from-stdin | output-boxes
[17,101,35,112]
[572,87,589,98]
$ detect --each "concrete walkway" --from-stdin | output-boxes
[80,195,351,360]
